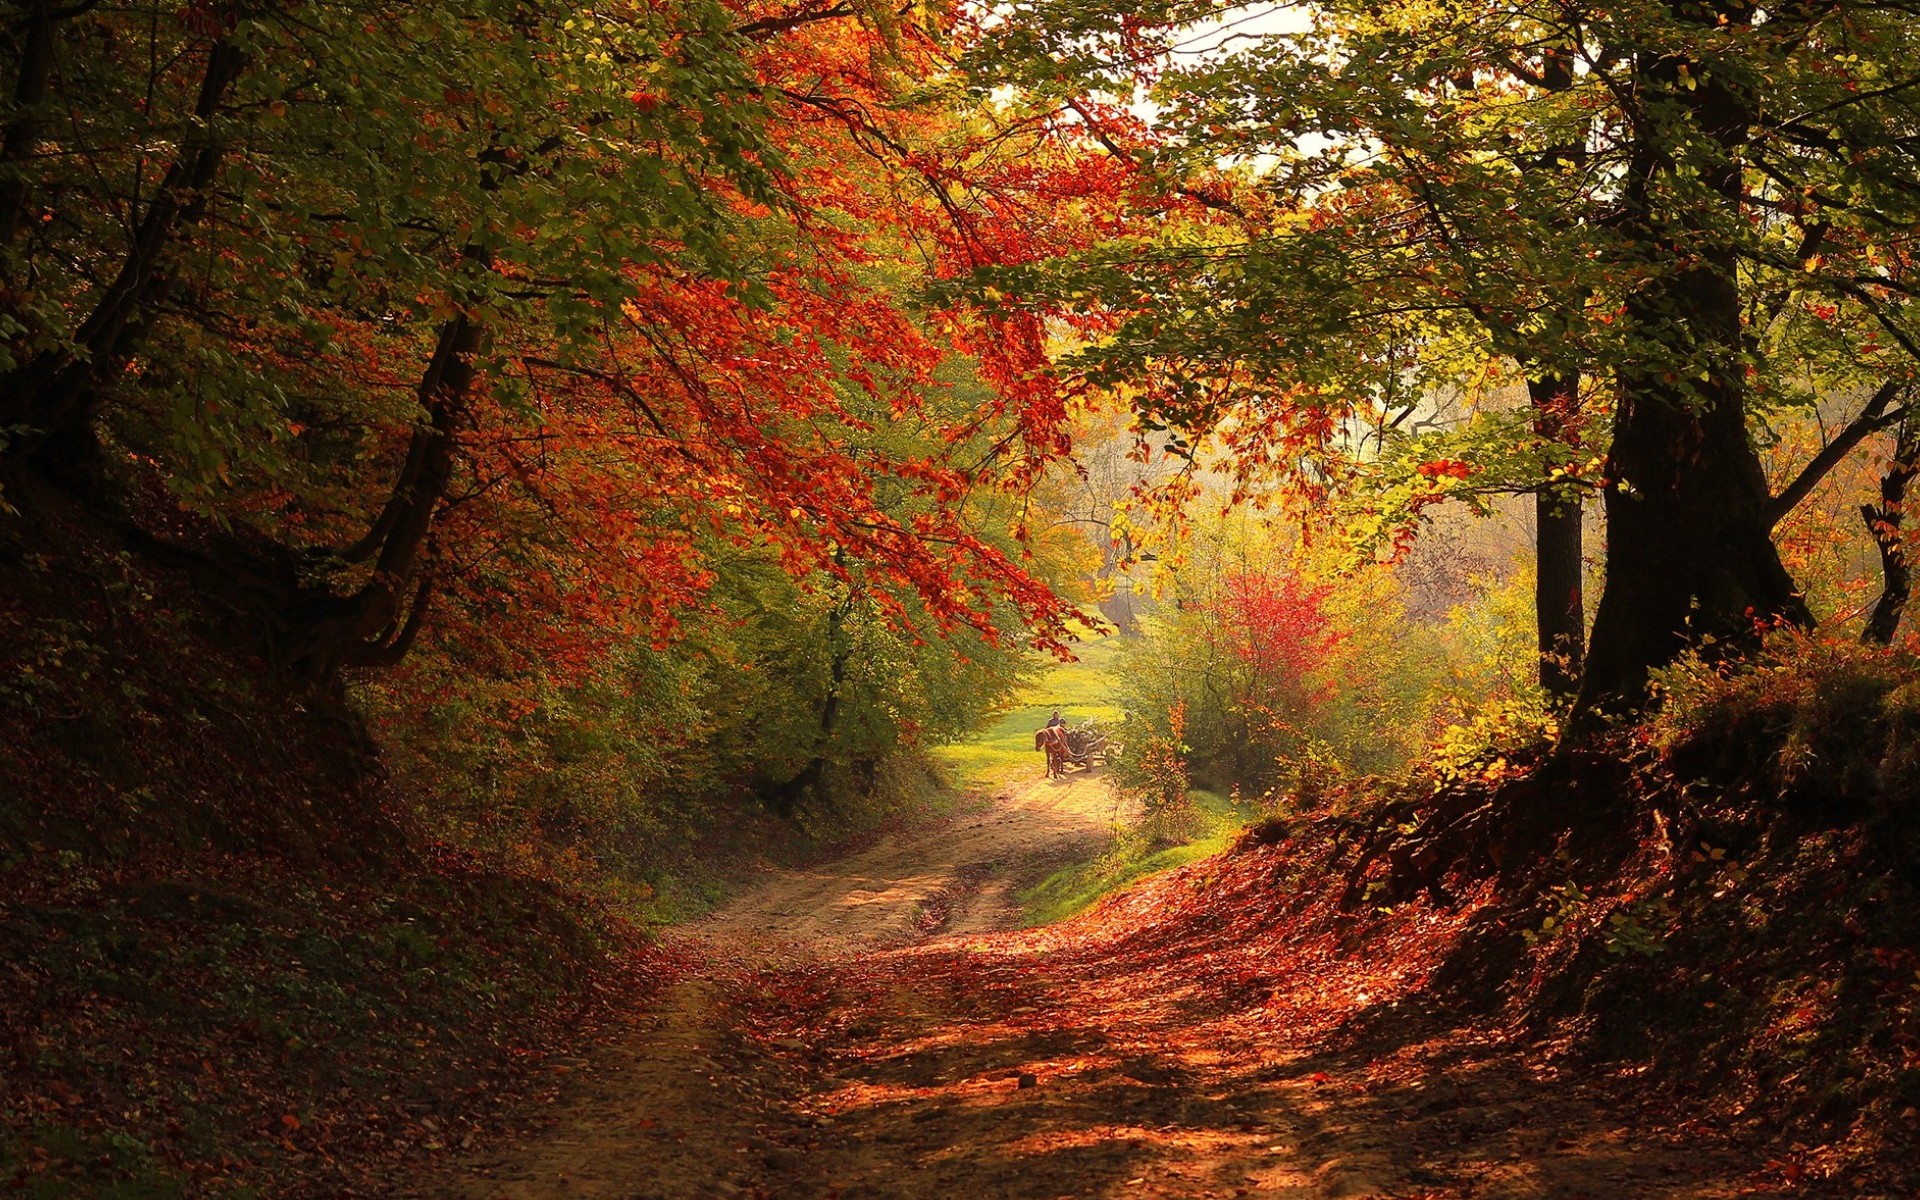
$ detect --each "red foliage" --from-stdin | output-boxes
[1415,457,1474,481]
[1209,571,1345,710]
[408,7,1130,667]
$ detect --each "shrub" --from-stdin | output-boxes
[1650,633,1920,839]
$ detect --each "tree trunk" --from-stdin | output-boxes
[1504,48,1590,697]
[1862,416,1920,645]
[1528,373,1584,697]
[281,312,477,681]
[0,0,61,248]
[1576,367,1805,716]
[1571,13,1809,724]
[767,588,856,819]
[0,20,491,685]
[0,38,249,464]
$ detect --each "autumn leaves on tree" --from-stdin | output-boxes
[0,0,1118,689]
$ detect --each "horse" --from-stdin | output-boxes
[1034,725,1070,779]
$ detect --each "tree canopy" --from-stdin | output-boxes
[962,0,1920,713]
[10,0,1920,757]
[0,0,1125,687]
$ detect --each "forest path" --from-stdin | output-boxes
[412,761,1754,1200]
[697,761,1128,949]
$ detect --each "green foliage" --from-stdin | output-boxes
[1108,516,1340,796]
[1648,633,1920,830]
[964,0,1920,709]
[1020,789,1253,926]
[974,0,1920,440]
[1522,882,1592,949]
[1604,893,1680,959]
[361,542,1040,909]
[5,0,779,479]
[1113,698,1192,816]
[1518,879,1676,959]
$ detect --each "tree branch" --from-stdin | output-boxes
[1065,96,1247,218]
[1767,378,1909,529]
[339,562,437,669]
[0,36,250,442]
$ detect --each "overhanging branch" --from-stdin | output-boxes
[1767,378,1910,530]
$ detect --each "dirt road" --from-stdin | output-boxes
[412,765,1127,1200]
[411,765,1758,1200]
[700,767,1128,950]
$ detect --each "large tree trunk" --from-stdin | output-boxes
[1576,363,1805,715]
[1571,12,1809,723]
[1528,373,1584,698]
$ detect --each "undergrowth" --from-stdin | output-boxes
[0,852,663,1198]
[0,489,668,1197]
[1254,633,1920,1195]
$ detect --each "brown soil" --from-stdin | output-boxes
[406,764,1773,1200]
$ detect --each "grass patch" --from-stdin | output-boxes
[1019,789,1258,926]
[934,635,1129,786]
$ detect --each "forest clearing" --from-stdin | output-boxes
[5,0,1920,1196]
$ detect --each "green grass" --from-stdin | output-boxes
[1018,788,1259,926]
[933,635,1130,786]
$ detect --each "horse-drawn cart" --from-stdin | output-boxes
[1036,721,1117,778]
[1062,725,1112,769]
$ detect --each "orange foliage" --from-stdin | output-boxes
[269,2,1142,679]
